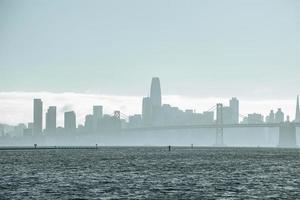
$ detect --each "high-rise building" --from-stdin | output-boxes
[266,110,275,123]
[275,108,284,123]
[150,77,162,107]
[222,106,234,124]
[150,77,162,124]
[84,114,93,133]
[128,115,142,128]
[45,106,56,134]
[93,105,103,132]
[247,113,264,124]
[142,97,152,126]
[230,97,239,124]
[33,99,43,135]
[64,111,76,133]
[295,95,300,122]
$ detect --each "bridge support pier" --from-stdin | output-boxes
[278,122,297,148]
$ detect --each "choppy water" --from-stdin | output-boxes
[0,147,300,199]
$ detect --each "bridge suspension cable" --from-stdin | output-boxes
[206,105,217,112]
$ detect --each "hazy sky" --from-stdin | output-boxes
[0,0,300,124]
[1,0,299,98]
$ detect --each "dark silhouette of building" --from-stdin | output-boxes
[230,97,239,124]
[64,111,76,134]
[275,108,284,123]
[45,106,56,134]
[93,105,103,133]
[100,112,121,133]
[84,114,93,133]
[218,98,239,124]
[222,106,233,124]
[142,97,152,126]
[150,77,162,108]
[245,113,264,124]
[33,99,43,135]
[128,115,142,128]
[150,77,162,124]
[295,95,300,122]
[266,110,275,123]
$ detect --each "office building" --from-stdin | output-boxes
[150,77,162,124]
[33,99,43,135]
[128,115,142,128]
[222,106,234,124]
[295,95,300,122]
[64,111,76,133]
[45,106,56,134]
[275,108,284,123]
[142,97,152,126]
[93,105,103,132]
[230,97,239,124]
[266,110,275,123]
[84,114,93,133]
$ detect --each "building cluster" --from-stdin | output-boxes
[21,100,122,137]
[1,77,300,138]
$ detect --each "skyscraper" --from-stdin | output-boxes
[150,77,162,124]
[64,111,76,134]
[84,114,93,133]
[45,106,56,134]
[275,108,284,123]
[222,106,233,124]
[150,77,162,108]
[295,95,300,122]
[266,110,275,123]
[142,97,152,126]
[33,99,43,135]
[230,97,239,124]
[93,105,103,132]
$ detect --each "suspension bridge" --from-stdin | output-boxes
[120,103,299,147]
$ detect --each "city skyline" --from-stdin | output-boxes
[0,91,299,127]
[1,77,300,130]
[2,1,300,199]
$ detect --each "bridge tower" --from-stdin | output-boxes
[215,103,224,146]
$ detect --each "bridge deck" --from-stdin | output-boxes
[122,123,300,132]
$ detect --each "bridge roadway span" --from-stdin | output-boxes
[122,123,300,132]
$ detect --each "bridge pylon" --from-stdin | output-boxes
[215,103,225,146]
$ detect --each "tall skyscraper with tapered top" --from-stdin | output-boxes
[150,77,162,108]
[295,95,300,122]
[33,99,43,135]
[150,77,162,124]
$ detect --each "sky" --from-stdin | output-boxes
[0,0,300,125]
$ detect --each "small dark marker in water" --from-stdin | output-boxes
[96,144,98,149]
[34,144,37,149]
[168,145,171,151]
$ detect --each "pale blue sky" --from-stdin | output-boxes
[1,0,300,99]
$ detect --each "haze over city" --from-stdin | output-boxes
[1,0,300,127]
